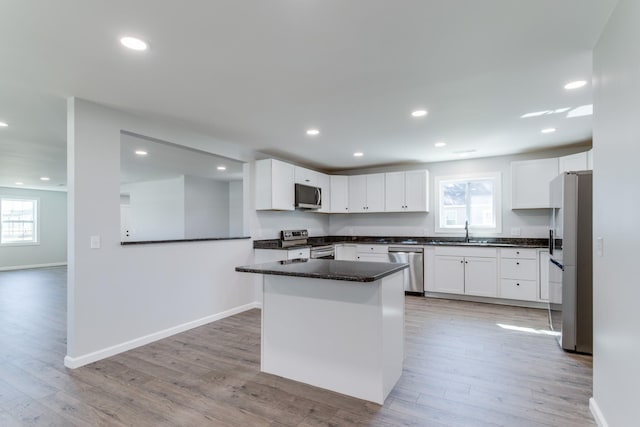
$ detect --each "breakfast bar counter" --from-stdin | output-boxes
[235,259,408,404]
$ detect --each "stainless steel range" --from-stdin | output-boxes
[280,229,335,259]
[280,229,309,247]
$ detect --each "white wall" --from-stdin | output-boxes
[66,98,256,367]
[329,147,588,238]
[184,174,229,238]
[121,177,185,241]
[591,2,640,426]
[0,187,67,270]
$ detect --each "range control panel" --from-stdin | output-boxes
[281,229,309,241]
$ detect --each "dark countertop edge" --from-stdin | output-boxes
[253,236,547,250]
[235,262,408,283]
[122,236,251,245]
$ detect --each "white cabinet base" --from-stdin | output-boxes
[262,273,404,404]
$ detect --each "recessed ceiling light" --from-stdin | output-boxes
[564,80,587,90]
[15,182,23,185]
[411,110,428,117]
[135,150,148,156]
[120,36,148,51]
[306,129,320,136]
[0,121,8,127]
[566,104,593,118]
[353,152,364,157]
[434,141,447,147]
[541,128,557,134]
[217,166,226,171]
[521,110,551,119]
[40,177,50,181]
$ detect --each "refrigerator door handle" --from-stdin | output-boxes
[549,229,554,256]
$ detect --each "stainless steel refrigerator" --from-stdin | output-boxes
[548,170,593,354]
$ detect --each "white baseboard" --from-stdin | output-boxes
[0,262,67,271]
[64,301,262,369]
[590,397,609,427]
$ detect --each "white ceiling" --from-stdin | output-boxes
[0,1,617,190]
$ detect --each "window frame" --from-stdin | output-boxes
[434,172,502,234]
[0,196,41,246]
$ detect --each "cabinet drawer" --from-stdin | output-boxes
[435,246,497,258]
[288,248,310,259]
[356,245,388,254]
[500,279,537,301]
[500,248,537,259]
[501,258,536,280]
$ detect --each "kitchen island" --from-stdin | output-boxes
[236,258,408,404]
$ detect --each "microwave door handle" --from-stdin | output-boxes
[549,229,553,255]
[316,188,321,206]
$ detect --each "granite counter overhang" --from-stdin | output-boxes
[235,259,409,282]
[253,235,548,250]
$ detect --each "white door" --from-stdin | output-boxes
[348,175,367,212]
[404,170,428,212]
[384,172,405,212]
[365,174,385,212]
[330,176,349,213]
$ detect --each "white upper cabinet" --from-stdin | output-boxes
[348,174,385,212]
[559,152,589,173]
[330,175,349,213]
[317,172,331,213]
[385,170,429,212]
[587,149,593,170]
[294,166,319,186]
[255,159,295,210]
[511,158,559,209]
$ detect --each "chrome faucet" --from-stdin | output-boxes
[464,220,469,243]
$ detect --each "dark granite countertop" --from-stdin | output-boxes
[122,236,250,245]
[253,235,547,250]
[235,258,409,282]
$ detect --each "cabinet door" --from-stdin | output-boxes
[404,170,429,212]
[330,175,349,213]
[317,173,331,213]
[294,166,318,186]
[255,159,294,211]
[384,172,405,212]
[511,158,559,209]
[559,152,588,173]
[335,244,357,261]
[433,255,465,294]
[464,257,498,297]
[254,249,289,263]
[348,175,367,212]
[365,173,386,212]
[539,250,550,301]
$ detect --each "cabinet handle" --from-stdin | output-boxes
[516,283,520,286]
[516,251,520,255]
[460,260,464,264]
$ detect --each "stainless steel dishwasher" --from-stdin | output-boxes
[388,246,424,295]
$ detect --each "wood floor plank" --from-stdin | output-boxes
[0,267,596,426]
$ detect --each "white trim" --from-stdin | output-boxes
[589,397,609,427]
[0,262,67,272]
[64,301,262,369]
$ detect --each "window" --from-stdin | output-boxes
[435,173,501,233]
[0,197,39,245]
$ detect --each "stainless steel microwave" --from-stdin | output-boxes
[295,183,322,209]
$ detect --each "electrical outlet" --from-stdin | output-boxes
[90,235,101,249]
[510,227,521,236]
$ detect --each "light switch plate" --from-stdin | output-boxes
[596,237,603,257]
[90,235,101,249]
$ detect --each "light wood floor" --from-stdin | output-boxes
[0,267,594,426]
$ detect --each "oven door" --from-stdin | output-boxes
[310,245,335,259]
